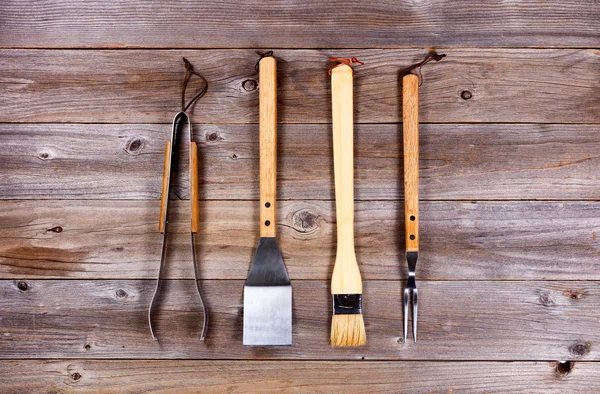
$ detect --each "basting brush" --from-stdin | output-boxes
[330,60,366,347]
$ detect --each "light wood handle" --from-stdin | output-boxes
[259,57,277,238]
[403,74,419,252]
[190,141,199,233]
[331,64,362,294]
[158,141,171,233]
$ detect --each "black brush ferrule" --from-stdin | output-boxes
[333,294,363,315]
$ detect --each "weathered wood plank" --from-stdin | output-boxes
[0,200,598,281]
[1,360,597,393]
[1,123,598,200]
[0,280,597,360]
[1,1,598,49]
[1,49,599,123]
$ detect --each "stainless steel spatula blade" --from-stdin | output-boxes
[244,286,292,345]
[243,237,292,346]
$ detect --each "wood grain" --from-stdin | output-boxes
[1,360,598,393]
[1,1,598,48]
[403,74,419,252]
[1,123,598,201]
[0,200,598,280]
[0,279,597,360]
[259,56,277,238]
[1,49,599,124]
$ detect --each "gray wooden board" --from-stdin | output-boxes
[0,360,598,393]
[1,49,599,124]
[0,200,598,280]
[1,1,598,48]
[2,1,599,390]
[1,123,598,200]
[0,279,597,360]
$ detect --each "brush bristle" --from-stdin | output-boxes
[330,314,366,347]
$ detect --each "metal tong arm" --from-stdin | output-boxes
[149,111,208,342]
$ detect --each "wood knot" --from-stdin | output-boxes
[206,131,221,143]
[71,372,82,381]
[47,226,63,233]
[555,361,574,377]
[230,153,239,160]
[242,79,258,91]
[124,136,146,155]
[16,281,29,291]
[538,291,555,307]
[569,342,591,357]
[39,151,50,160]
[115,289,128,299]
[563,289,585,300]
[292,209,319,234]
[84,343,92,351]
[460,90,473,100]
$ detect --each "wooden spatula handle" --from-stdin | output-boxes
[403,74,419,252]
[259,56,277,238]
[158,141,171,233]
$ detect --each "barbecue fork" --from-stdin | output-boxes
[148,111,208,341]
[403,74,419,343]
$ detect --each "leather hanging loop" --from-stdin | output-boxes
[329,57,364,74]
[404,51,447,86]
[255,50,274,72]
[181,57,208,113]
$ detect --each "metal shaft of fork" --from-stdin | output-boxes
[403,252,418,343]
[148,111,208,342]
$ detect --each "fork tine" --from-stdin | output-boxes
[403,287,409,342]
[412,288,418,342]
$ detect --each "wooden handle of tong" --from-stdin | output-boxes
[259,56,277,238]
[331,64,361,294]
[159,142,171,233]
[190,141,199,233]
[158,138,199,233]
[403,74,419,252]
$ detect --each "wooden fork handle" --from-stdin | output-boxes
[403,74,419,252]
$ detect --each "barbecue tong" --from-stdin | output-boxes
[148,59,208,341]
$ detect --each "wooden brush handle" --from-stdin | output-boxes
[259,56,277,238]
[190,141,199,233]
[158,141,171,233]
[403,74,419,252]
[331,64,362,294]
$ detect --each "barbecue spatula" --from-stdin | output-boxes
[243,56,292,346]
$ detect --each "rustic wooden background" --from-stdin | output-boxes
[0,1,599,392]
